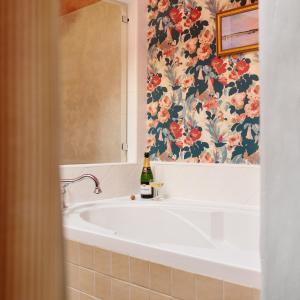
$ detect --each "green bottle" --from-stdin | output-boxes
[140,152,154,198]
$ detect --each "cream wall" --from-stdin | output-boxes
[60,1,126,164]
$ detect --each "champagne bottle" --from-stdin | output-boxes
[140,152,154,198]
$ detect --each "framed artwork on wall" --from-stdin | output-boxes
[216,4,259,56]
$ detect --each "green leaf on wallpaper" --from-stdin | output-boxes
[184,33,191,42]
[232,146,245,160]
[171,142,180,159]
[190,20,209,38]
[184,152,192,159]
[196,102,202,113]
[152,87,165,101]
[229,87,238,96]
[231,154,244,164]
[186,87,197,99]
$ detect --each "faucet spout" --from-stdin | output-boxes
[60,174,102,208]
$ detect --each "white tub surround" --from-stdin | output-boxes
[64,197,260,289]
[152,162,260,206]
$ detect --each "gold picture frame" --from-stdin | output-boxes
[216,4,259,57]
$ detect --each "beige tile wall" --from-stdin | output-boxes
[65,240,260,300]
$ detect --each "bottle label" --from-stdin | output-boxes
[140,184,152,195]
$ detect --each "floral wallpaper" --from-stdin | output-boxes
[146,0,260,164]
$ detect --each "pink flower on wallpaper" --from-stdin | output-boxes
[231,93,246,110]
[245,98,260,118]
[147,135,156,147]
[158,108,170,123]
[184,18,193,28]
[147,119,158,130]
[148,0,158,8]
[198,29,213,45]
[147,102,158,116]
[229,70,240,81]
[182,76,195,89]
[204,97,218,111]
[200,152,214,163]
[176,140,184,149]
[147,27,156,40]
[158,0,170,13]
[231,113,247,124]
[228,133,242,147]
[248,85,260,102]
[159,96,172,109]
[184,38,198,54]
[197,44,212,61]
[184,136,194,146]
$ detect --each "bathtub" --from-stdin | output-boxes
[64,197,260,289]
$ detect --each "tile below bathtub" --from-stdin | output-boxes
[130,257,150,288]
[95,272,111,300]
[149,291,172,300]
[196,275,223,300]
[253,289,261,300]
[66,240,80,264]
[79,293,96,300]
[79,244,95,270]
[94,247,112,275]
[67,263,80,290]
[67,288,80,300]
[111,252,130,281]
[223,282,253,300]
[79,267,95,296]
[149,263,171,295]
[130,285,150,300]
[171,269,196,300]
[111,279,130,300]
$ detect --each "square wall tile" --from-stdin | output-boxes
[171,269,196,300]
[111,279,130,300]
[95,272,111,300]
[150,263,171,295]
[196,275,223,300]
[253,289,261,300]
[112,252,130,281]
[130,257,150,288]
[79,267,95,296]
[130,285,150,300]
[223,282,253,300]
[94,248,112,275]
[66,263,79,290]
[67,288,80,300]
[79,244,94,270]
[80,293,95,300]
[66,240,79,264]
[149,291,172,300]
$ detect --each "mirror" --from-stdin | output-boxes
[59,0,128,164]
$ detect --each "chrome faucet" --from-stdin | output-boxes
[60,174,102,208]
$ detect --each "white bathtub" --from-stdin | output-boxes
[64,197,261,289]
